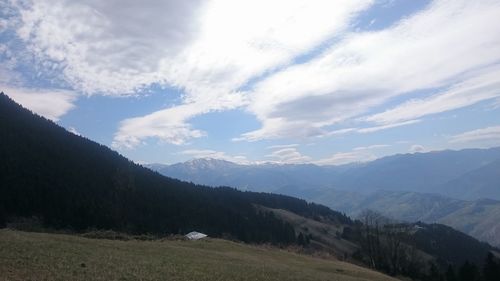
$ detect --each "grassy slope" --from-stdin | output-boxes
[259,206,359,257]
[0,230,398,281]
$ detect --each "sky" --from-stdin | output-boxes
[1,0,500,165]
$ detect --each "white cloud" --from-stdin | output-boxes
[267,144,299,149]
[67,127,81,136]
[112,103,207,148]
[3,86,76,121]
[357,119,421,133]
[449,126,500,146]
[12,0,205,95]
[409,144,425,153]
[264,144,387,165]
[314,151,376,166]
[265,147,311,164]
[240,0,500,141]
[353,144,389,151]
[179,149,249,164]
[112,0,372,147]
[112,91,247,147]
[364,67,500,125]
[6,0,373,147]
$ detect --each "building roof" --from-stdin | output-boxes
[185,231,207,240]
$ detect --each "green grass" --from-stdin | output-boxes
[0,229,398,281]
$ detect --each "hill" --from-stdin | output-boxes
[0,229,398,281]
[314,190,500,248]
[262,206,498,271]
[0,92,348,245]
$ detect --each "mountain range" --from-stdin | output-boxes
[147,150,500,247]
[148,148,500,200]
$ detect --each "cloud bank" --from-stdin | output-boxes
[241,0,500,141]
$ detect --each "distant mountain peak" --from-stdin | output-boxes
[180,158,240,170]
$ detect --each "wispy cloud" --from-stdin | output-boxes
[489,98,500,110]
[264,143,391,165]
[364,67,500,125]
[357,120,421,133]
[3,86,76,121]
[265,147,311,164]
[110,0,371,147]
[266,144,299,149]
[449,126,500,145]
[353,144,390,151]
[409,144,425,153]
[240,0,500,141]
[314,151,376,166]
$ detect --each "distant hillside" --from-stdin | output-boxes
[315,190,500,248]
[330,149,500,195]
[0,92,348,245]
[439,159,500,200]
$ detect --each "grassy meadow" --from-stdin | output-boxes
[0,229,399,281]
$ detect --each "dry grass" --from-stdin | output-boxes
[0,229,399,281]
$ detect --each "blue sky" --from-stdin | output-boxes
[1,0,500,165]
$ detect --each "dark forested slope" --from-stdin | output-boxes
[0,92,348,244]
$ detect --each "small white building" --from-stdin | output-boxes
[185,231,207,240]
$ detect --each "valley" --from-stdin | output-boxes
[148,152,500,248]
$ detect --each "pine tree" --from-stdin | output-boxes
[458,261,479,281]
[483,253,500,281]
[445,265,457,281]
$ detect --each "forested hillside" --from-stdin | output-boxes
[0,92,347,244]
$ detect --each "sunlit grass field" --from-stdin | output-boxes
[0,229,399,281]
